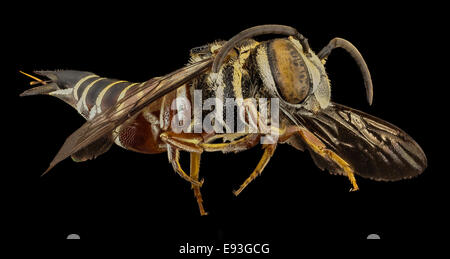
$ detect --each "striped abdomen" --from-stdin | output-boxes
[31,70,145,120]
[24,70,167,155]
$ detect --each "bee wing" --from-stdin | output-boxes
[283,102,427,181]
[43,58,212,174]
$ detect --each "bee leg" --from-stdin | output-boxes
[160,132,204,153]
[296,127,359,191]
[190,152,208,215]
[200,134,261,152]
[233,143,277,196]
[161,132,208,213]
[346,170,359,192]
[166,144,204,187]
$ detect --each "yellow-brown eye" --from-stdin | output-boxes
[267,39,310,104]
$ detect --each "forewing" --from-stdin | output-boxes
[43,58,213,174]
[71,135,113,162]
[284,102,427,181]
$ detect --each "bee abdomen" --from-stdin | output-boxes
[33,70,141,120]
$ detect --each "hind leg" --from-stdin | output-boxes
[190,152,207,215]
[166,144,203,187]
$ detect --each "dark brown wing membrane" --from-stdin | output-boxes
[283,102,427,181]
[43,58,213,175]
[71,135,114,162]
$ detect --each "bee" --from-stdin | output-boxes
[20,25,427,215]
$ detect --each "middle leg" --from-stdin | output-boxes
[233,143,277,196]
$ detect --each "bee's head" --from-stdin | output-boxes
[209,25,332,111]
[257,37,331,111]
[204,25,372,113]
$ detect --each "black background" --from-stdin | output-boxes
[3,0,447,252]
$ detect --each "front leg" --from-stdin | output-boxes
[282,125,359,191]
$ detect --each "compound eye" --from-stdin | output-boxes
[267,39,310,104]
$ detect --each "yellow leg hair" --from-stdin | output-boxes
[346,169,359,192]
[161,132,203,153]
[233,144,277,196]
[190,152,207,215]
[167,145,203,187]
[296,128,359,191]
